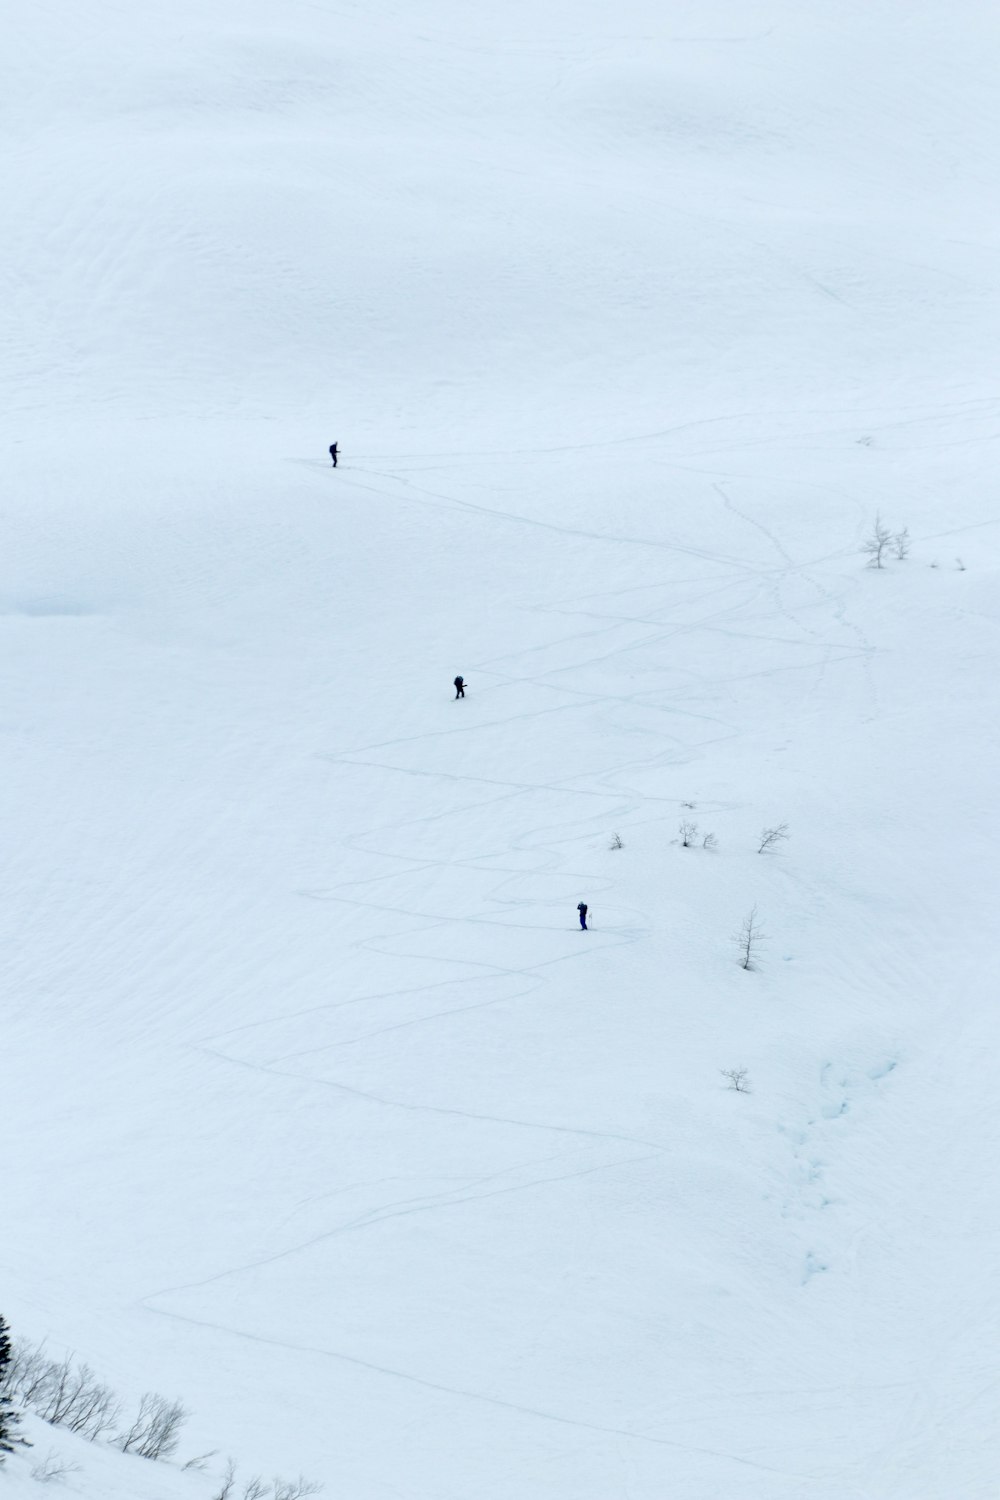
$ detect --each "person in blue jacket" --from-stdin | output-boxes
[577,902,588,930]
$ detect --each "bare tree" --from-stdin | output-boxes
[37,1359,73,1427]
[242,1480,269,1500]
[212,1458,239,1500]
[702,832,718,851]
[608,833,623,850]
[63,1376,119,1440]
[757,823,789,855]
[893,527,910,560]
[862,514,893,568]
[41,1362,119,1440]
[679,820,698,848]
[720,1067,751,1093]
[734,906,766,970]
[117,1393,188,1460]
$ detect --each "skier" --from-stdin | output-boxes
[453,675,465,699]
[329,442,339,468]
[577,902,588,930]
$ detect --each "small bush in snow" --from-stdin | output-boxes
[862,513,893,568]
[734,906,766,970]
[273,1478,322,1499]
[893,527,910,560]
[183,1449,218,1471]
[213,1463,322,1500]
[702,832,718,850]
[31,1451,82,1484]
[720,1067,751,1093]
[757,823,789,855]
[608,832,623,850]
[679,820,698,847]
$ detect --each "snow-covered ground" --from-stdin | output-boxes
[4,2,1000,1496]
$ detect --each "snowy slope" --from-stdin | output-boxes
[4,2,1000,1496]
[2,1417,209,1500]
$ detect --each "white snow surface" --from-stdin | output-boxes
[4,2,1000,1496]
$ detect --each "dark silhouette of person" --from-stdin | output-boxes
[329,443,339,468]
[577,902,588,930]
[454,676,465,699]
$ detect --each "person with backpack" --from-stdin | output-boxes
[453,675,465,699]
[577,902,588,930]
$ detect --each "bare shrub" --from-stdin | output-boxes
[212,1458,238,1500]
[734,906,766,970]
[720,1067,751,1093]
[117,1392,188,1460]
[30,1451,81,1484]
[184,1449,218,1471]
[862,514,893,568]
[608,833,623,850]
[893,527,910,560]
[679,820,698,848]
[757,823,789,855]
[702,832,717,850]
[273,1480,322,1500]
[213,1463,323,1500]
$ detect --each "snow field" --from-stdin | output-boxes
[4,2,1000,1497]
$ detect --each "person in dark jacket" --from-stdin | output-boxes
[329,442,339,468]
[577,902,588,930]
[454,676,465,699]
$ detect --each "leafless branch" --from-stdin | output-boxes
[757,823,789,855]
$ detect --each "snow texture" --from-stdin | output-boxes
[3,2,1000,1497]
